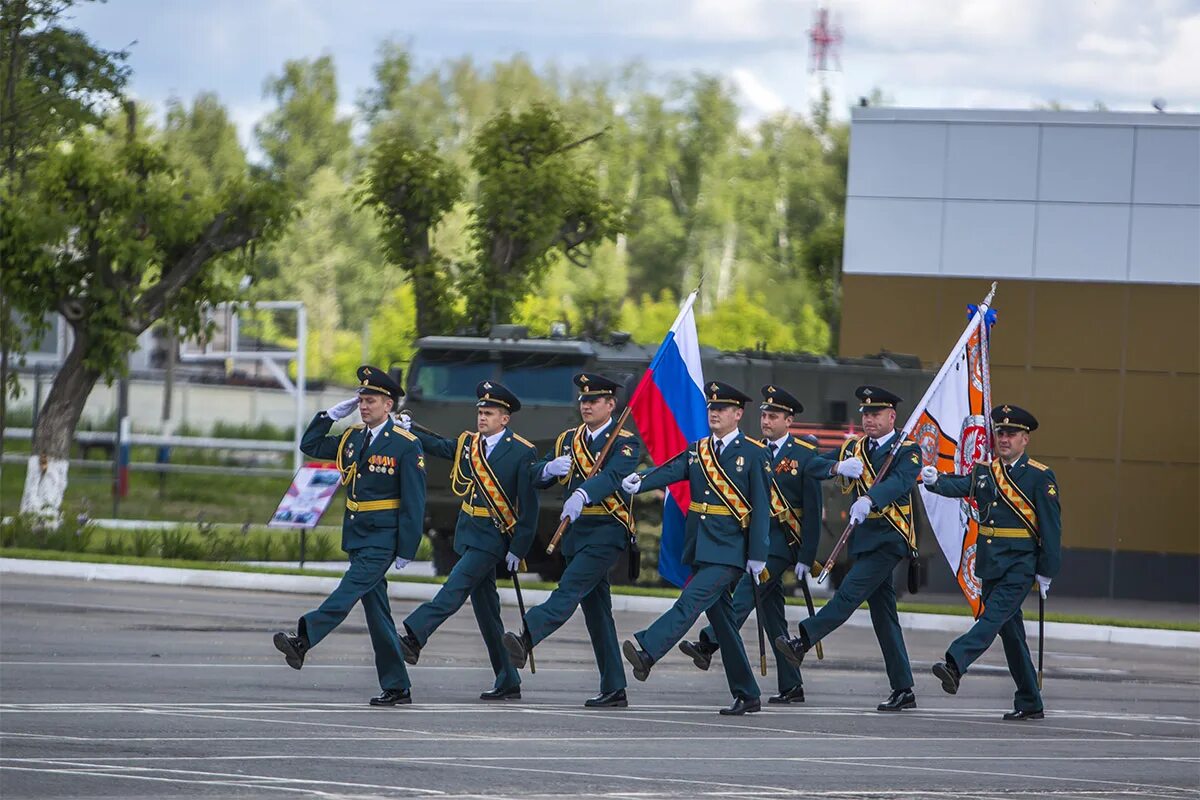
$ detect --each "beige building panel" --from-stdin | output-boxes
[1115,462,1200,554]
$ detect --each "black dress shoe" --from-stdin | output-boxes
[877,688,916,711]
[932,660,961,695]
[768,685,806,704]
[1003,709,1045,721]
[399,633,421,665]
[273,631,308,670]
[719,696,762,715]
[774,634,808,669]
[369,688,411,706]
[480,685,521,701]
[584,688,628,708]
[502,630,531,669]
[622,640,653,682]
[678,639,718,671]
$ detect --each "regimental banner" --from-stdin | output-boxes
[912,315,993,617]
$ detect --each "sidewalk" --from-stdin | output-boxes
[907,590,1199,626]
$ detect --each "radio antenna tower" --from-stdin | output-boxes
[808,4,843,74]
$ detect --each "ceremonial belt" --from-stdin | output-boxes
[688,502,739,517]
[840,436,916,549]
[990,460,1040,543]
[451,432,519,533]
[460,502,493,518]
[566,425,634,532]
[696,438,751,527]
[979,525,1031,539]
[767,476,803,546]
[346,498,401,512]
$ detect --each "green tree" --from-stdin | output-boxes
[255,55,352,187]
[0,111,293,518]
[359,125,463,337]
[161,92,246,190]
[461,104,621,331]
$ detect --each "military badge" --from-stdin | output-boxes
[621,444,633,457]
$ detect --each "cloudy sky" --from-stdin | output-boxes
[70,0,1200,151]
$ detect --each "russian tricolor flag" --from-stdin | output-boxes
[628,291,707,587]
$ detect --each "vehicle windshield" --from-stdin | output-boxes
[409,348,584,405]
[410,350,496,400]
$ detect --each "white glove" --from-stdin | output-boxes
[746,559,767,585]
[542,455,572,480]
[835,457,864,479]
[1036,574,1051,599]
[560,489,587,522]
[794,562,811,585]
[394,557,410,571]
[397,411,412,431]
[920,466,939,486]
[621,473,642,494]
[326,396,359,421]
[849,496,872,525]
[505,552,522,573]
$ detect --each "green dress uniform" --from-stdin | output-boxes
[779,385,919,708]
[692,386,824,699]
[277,365,425,700]
[401,381,539,697]
[511,374,640,701]
[928,405,1062,716]
[624,382,771,711]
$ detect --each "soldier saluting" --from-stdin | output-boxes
[396,381,538,701]
[776,385,921,712]
[502,373,640,708]
[923,404,1061,721]
[619,381,771,715]
[273,366,426,706]
[677,385,847,704]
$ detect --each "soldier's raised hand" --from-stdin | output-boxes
[542,454,572,480]
[397,411,413,431]
[835,457,864,479]
[326,396,359,421]
[621,473,643,495]
[920,466,939,486]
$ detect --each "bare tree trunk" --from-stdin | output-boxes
[716,221,738,303]
[20,332,100,521]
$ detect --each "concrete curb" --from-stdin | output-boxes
[4,557,1197,650]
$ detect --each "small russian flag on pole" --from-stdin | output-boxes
[627,290,707,587]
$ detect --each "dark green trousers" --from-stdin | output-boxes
[403,545,520,691]
[698,553,802,693]
[947,569,1043,712]
[799,549,913,692]
[524,543,626,694]
[299,546,410,691]
[636,563,760,701]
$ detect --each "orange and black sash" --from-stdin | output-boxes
[839,435,916,548]
[696,438,751,528]
[452,432,519,533]
[990,459,1040,543]
[567,426,634,532]
[766,474,803,546]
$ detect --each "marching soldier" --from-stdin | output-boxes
[776,385,921,712]
[396,381,538,701]
[273,365,426,706]
[677,385,837,704]
[619,381,771,715]
[502,373,640,708]
[923,404,1061,721]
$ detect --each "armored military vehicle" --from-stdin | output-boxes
[398,326,936,590]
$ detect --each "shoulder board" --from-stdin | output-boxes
[618,430,634,438]
[1027,459,1049,471]
[350,424,365,430]
[744,437,766,449]
[791,437,816,450]
[392,426,417,441]
[511,433,536,449]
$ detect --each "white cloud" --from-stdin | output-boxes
[731,68,785,115]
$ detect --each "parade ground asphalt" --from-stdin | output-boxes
[1,575,1198,799]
